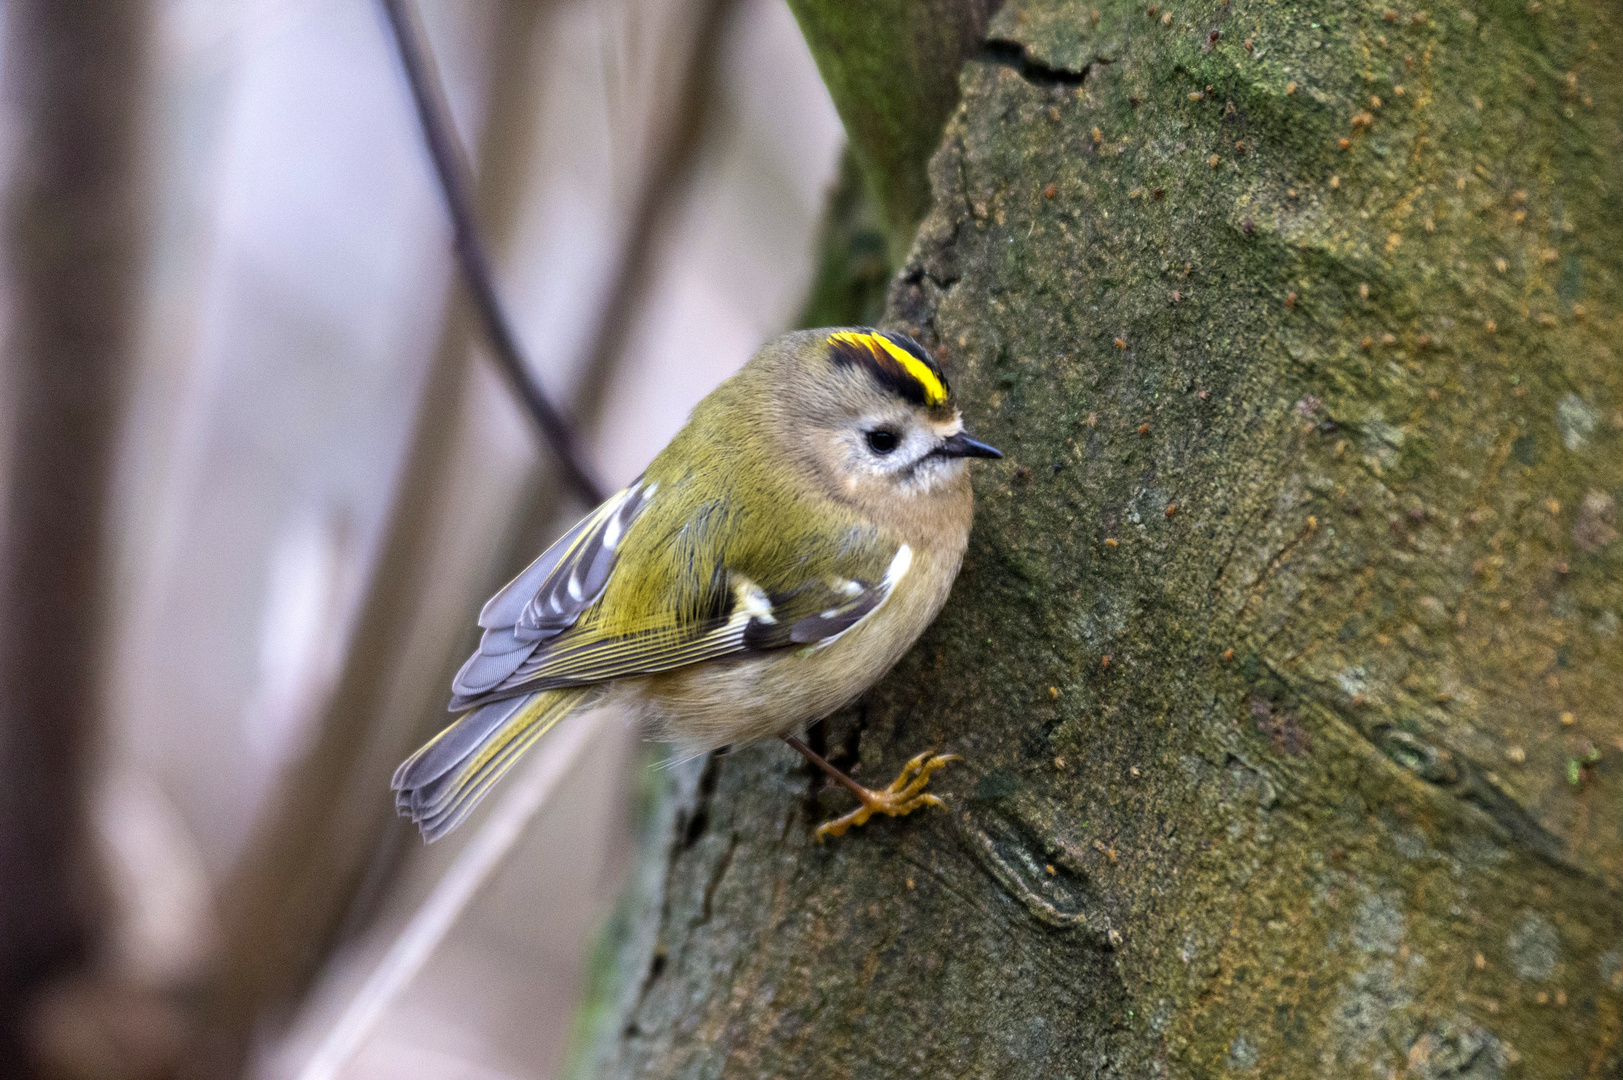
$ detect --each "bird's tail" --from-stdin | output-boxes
[393,687,594,841]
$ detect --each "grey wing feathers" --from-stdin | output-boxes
[513,485,647,641]
[394,688,592,841]
[450,480,656,706]
[391,696,527,791]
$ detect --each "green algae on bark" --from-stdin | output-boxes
[786,0,1003,262]
[597,0,1623,1076]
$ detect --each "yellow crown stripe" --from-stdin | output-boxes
[829,331,948,406]
[871,335,948,405]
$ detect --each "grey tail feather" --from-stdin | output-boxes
[392,687,593,841]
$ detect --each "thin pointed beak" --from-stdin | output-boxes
[937,431,1003,459]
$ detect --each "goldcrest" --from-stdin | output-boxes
[394,328,1000,841]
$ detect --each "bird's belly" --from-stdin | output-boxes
[622,543,963,753]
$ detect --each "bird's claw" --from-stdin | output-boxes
[815,751,961,841]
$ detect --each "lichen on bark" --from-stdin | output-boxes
[594,0,1623,1075]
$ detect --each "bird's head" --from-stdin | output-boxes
[757,328,1001,504]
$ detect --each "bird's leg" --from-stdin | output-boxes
[782,735,960,841]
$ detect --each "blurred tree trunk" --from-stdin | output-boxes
[597,0,1623,1075]
[0,2,152,1069]
[182,4,553,1075]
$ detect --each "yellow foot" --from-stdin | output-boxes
[815,751,961,841]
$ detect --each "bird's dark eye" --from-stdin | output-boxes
[866,429,899,454]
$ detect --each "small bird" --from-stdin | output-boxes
[393,327,1000,841]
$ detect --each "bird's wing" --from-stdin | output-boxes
[449,479,659,703]
[447,474,907,710]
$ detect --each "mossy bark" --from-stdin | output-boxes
[785,0,1002,262]
[599,0,1623,1075]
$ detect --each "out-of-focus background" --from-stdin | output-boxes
[0,0,862,1076]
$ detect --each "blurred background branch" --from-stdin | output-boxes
[796,147,891,331]
[178,3,560,1075]
[485,0,738,611]
[0,1,155,1074]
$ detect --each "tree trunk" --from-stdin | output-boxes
[595,0,1623,1075]
[785,0,1002,262]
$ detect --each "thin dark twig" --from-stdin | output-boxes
[380,0,607,505]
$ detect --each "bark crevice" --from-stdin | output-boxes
[978,38,1094,86]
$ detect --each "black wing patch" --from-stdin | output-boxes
[740,576,885,650]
